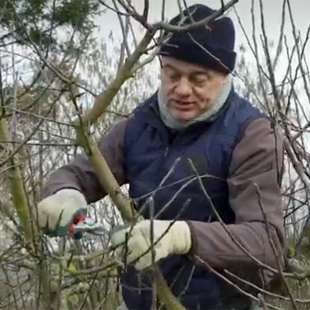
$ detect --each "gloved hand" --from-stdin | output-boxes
[110,219,192,270]
[37,189,88,238]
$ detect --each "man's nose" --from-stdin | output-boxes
[174,77,192,96]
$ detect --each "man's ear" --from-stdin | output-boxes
[221,72,231,85]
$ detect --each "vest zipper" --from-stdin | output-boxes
[159,131,184,173]
[163,131,184,158]
[158,145,173,174]
[164,146,169,157]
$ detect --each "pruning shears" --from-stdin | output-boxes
[70,215,131,239]
[70,217,108,236]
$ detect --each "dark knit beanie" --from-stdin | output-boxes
[158,4,236,73]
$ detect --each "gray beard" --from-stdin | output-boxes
[157,75,233,130]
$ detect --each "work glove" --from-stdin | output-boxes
[37,189,88,238]
[110,219,192,270]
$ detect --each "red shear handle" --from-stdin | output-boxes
[68,213,87,237]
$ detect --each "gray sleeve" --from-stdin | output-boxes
[42,118,128,204]
[186,117,285,271]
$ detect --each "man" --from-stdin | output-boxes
[37,4,285,310]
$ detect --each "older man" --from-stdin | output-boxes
[37,3,285,310]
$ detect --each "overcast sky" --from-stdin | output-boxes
[94,0,310,77]
[89,0,310,117]
[96,0,310,47]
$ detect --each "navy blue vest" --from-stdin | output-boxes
[121,89,266,310]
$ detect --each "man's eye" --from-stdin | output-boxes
[192,75,208,84]
[168,74,181,81]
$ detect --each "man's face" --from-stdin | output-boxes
[160,56,228,122]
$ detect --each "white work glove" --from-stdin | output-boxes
[110,220,192,270]
[37,189,88,237]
